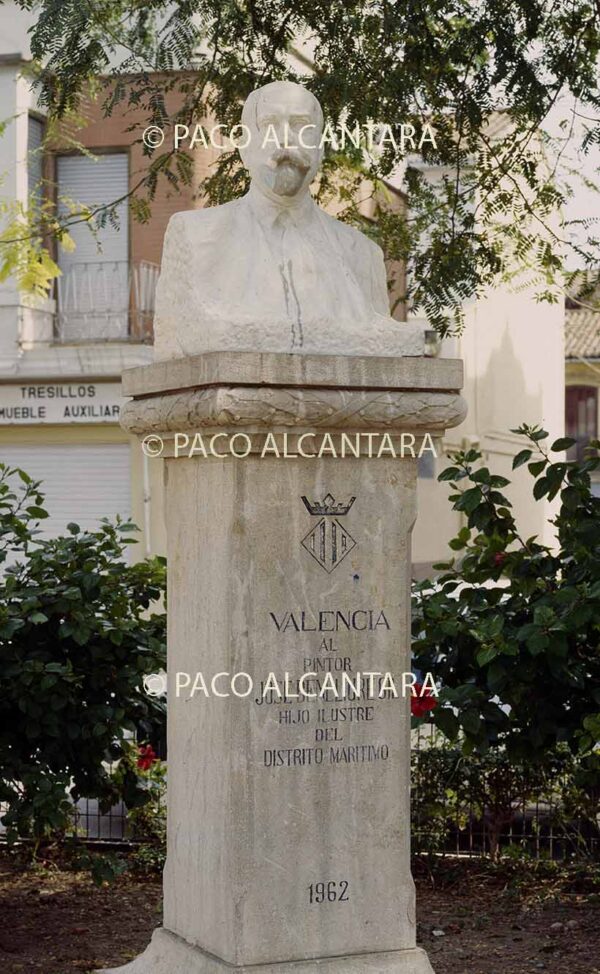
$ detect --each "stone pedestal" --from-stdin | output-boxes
[104,351,466,974]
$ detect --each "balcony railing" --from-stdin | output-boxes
[54,260,159,343]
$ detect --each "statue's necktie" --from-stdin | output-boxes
[272,209,318,350]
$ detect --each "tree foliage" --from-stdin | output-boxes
[8,0,600,331]
[0,464,166,842]
[412,427,600,771]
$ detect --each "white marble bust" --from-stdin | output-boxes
[153,81,424,360]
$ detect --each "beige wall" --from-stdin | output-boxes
[412,284,565,572]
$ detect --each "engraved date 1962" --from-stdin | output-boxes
[308,880,350,904]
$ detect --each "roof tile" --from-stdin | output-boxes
[565,308,600,360]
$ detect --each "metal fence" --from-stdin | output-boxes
[411,788,600,860]
[54,259,159,343]
[411,727,600,860]
[72,797,129,843]
[4,730,599,858]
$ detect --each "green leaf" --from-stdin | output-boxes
[487,661,507,691]
[513,449,533,469]
[461,710,482,735]
[434,708,460,741]
[551,437,576,452]
[528,634,550,655]
[561,486,580,511]
[516,623,539,641]
[458,487,483,515]
[533,606,555,626]
[476,645,499,666]
[26,506,49,519]
[28,611,48,624]
[437,466,461,482]
[488,614,505,636]
[0,618,23,637]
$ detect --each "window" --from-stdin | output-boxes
[56,153,129,340]
[28,115,45,215]
[565,385,598,462]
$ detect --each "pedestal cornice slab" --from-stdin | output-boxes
[120,352,466,436]
[121,350,463,398]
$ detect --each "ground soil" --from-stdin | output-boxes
[414,857,600,973]
[0,851,598,974]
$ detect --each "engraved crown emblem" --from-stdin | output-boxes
[301,493,356,517]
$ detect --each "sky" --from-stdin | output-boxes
[546,97,600,269]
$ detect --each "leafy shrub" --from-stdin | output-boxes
[0,463,166,843]
[126,743,166,876]
[412,426,600,767]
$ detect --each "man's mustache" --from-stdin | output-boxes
[269,147,311,172]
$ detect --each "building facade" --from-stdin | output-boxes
[565,290,600,489]
[0,22,219,555]
[0,7,567,571]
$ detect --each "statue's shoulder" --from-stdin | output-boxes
[318,208,384,261]
[166,200,243,238]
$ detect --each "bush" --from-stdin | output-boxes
[0,463,166,844]
[126,743,167,876]
[412,426,600,770]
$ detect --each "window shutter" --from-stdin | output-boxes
[56,154,129,340]
[27,116,45,207]
[0,443,131,539]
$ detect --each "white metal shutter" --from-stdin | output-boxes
[56,154,129,340]
[27,116,44,206]
[0,443,131,539]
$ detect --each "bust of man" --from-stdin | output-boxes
[153,80,424,360]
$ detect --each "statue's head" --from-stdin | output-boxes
[240,81,323,201]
